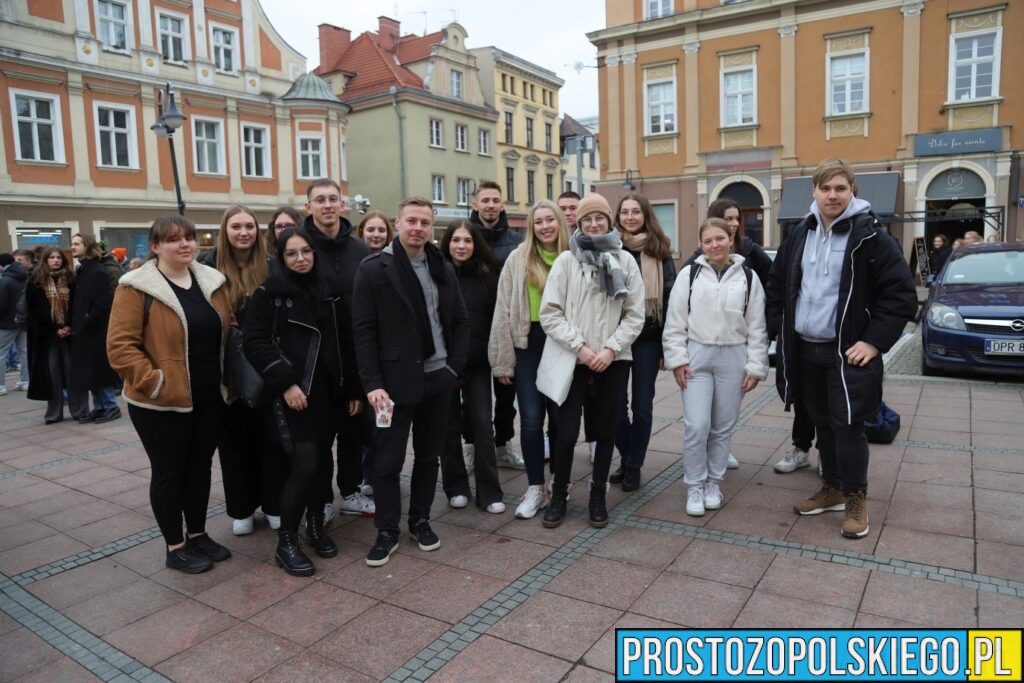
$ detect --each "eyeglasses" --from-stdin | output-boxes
[272,223,296,231]
[309,195,341,206]
[283,247,314,260]
[579,215,609,228]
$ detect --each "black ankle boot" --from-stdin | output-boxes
[305,508,338,558]
[589,482,609,528]
[620,467,641,492]
[543,483,568,528]
[609,465,625,485]
[275,530,314,576]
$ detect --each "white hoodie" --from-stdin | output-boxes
[662,254,769,379]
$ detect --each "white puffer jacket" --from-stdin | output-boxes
[488,244,533,377]
[662,254,769,379]
[539,250,645,362]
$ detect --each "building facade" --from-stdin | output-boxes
[0,0,347,254]
[561,113,601,197]
[588,0,1022,256]
[470,47,564,227]
[317,18,498,231]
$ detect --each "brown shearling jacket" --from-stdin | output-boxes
[107,260,233,412]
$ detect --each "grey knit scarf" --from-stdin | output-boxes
[569,228,628,300]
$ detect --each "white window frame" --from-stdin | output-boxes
[93,101,139,169]
[296,133,325,180]
[431,174,445,204]
[947,27,1002,103]
[10,89,65,163]
[157,9,190,64]
[644,79,677,135]
[454,123,468,152]
[191,115,224,175]
[645,0,672,19]
[429,118,444,148]
[240,122,270,178]
[478,128,491,156]
[95,0,132,53]
[451,69,463,99]
[721,65,757,127]
[211,23,239,75]
[456,178,470,206]
[827,50,869,116]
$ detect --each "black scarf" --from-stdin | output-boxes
[390,240,447,359]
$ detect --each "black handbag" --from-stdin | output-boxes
[224,326,271,408]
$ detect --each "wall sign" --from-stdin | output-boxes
[914,128,1001,157]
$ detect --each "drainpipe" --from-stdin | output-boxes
[389,86,406,200]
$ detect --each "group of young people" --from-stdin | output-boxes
[94,154,913,577]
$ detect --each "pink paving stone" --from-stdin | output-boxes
[978,591,1024,628]
[0,479,71,509]
[974,469,1024,494]
[12,655,102,682]
[876,526,975,572]
[104,599,239,667]
[666,538,774,589]
[149,550,263,597]
[974,488,1024,515]
[707,502,797,540]
[563,664,613,682]
[0,520,55,552]
[854,612,928,627]
[321,551,437,600]
[63,579,184,636]
[756,555,869,610]
[860,572,977,627]
[897,462,972,487]
[256,652,375,682]
[631,572,750,627]
[0,533,89,576]
[156,622,300,683]
[248,581,377,647]
[975,511,1024,546]
[0,610,18,636]
[884,499,975,538]
[63,509,155,547]
[108,537,169,577]
[78,472,150,499]
[786,504,883,555]
[313,603,448,679]
[634,480,716,527]
[976,540,1024,582]
[489,591,622,662]
[432,635,574,682]
[386,564,507,623]
[193,561,312,620]
[583,614,683,673]
[26,559,141,609]
[544,555,660,611]
[36,498,126,532]
[587,525,692,569]
[496,510,592,547]
[0,627,62,680]
[734,591,856,628]
[2,448,70,470]
[51,464,127,489]
[445,534,554,580]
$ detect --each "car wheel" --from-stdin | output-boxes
[920,354,937,376]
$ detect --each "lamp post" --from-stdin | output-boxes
[150,82,186,215]
[623,169,637,192]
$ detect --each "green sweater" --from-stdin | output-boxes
[527,247,559,321]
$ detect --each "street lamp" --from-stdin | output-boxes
[623,169,637,192]
[150,82,186,215]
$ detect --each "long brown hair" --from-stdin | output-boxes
[72,232,103,261]
[215,204,269,306]
[34,246,74,288]
[439,220,499,276]
[524,199,570,290]
[614,192,672,260]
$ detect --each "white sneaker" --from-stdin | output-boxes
[496,443,526,469]
[515,485,547,519]
[462,443,475,473]
[727,453,739,469]
[774,447,811,473]
[686,486,706,517]
[589,441,596,464]
[338,492,375,516]
[360,481,374,497]
[323,502,335,523]
[232,515,254,536]
[15,382,28,392]
[449,494,469,509]
[703,481,722,510]
[265,514,281,530]
[486,501,506,514]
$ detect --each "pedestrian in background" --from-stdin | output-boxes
[0,253,30,395]
[266,206,303,252]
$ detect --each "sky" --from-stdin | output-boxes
[257,0,603,118]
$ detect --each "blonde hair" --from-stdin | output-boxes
[215,204,269,306]
[524,199,570,290]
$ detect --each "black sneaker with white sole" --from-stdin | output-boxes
[409,520,441,551]
[365,529,400,567]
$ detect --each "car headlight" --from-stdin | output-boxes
[927,303,966,330]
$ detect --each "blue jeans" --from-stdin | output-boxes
[514,323,559,485]
[615,339,661,469]
[94,386,119,409]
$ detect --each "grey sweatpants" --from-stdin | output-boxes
[680,341,747,487]
[0,328,28,387]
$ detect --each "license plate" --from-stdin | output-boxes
[985,339,1024,355]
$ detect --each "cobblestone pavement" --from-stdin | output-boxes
[2,363,1024,681]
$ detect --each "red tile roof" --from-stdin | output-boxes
[318,29,446,101]
[396,30,443,64]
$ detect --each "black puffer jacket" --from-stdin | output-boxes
[452,260,497,372]
[765,211,916,424]
[0,262,28,329]
[684,235,773,287]
[470,210,522,267]
[623,248,677,346]
[69,259,118,391]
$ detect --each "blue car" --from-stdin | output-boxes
[920,242,1024,377]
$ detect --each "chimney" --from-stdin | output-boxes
[378,16,400,53]
[318,23,351,70]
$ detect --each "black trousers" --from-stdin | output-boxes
[791,397,816,453]
[441,367,503,507]
[218,400,286,518]
[373,369,454,531]
[552,361,630,488]
[44,338,87,422]
[323,405,366,504]
[492,376,517,446]
[797,339,869,494]
[128,399,224,546]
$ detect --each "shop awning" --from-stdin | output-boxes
[777,171,901,222]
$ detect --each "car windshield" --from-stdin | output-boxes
[942,250,1023,285]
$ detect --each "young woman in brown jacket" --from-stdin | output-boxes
[107,216,235,574]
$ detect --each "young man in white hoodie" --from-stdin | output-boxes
[765,158,916,539]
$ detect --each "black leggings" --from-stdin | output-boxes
[280,439,331,532]
[128,400,224,546]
